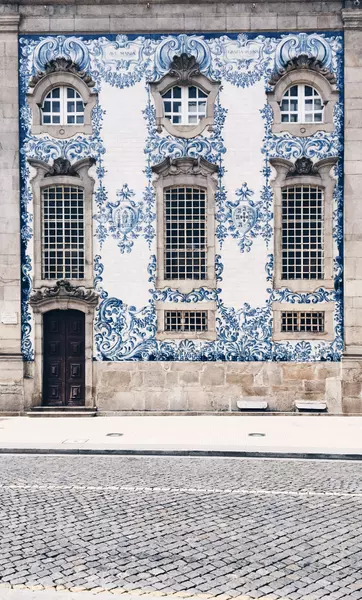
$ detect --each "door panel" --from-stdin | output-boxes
[43,310,85,406]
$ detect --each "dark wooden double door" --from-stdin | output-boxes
[43,310,85,406]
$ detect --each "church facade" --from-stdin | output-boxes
[1,0,362,413]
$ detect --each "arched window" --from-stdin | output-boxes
[162,86,208,125]
[41,86,85,126]
[150,53,220,139]
[280,84,323,124]
[42,184,85,280]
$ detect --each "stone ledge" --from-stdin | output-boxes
[237,399,268,411]
[0,15,21,32]
[295,401,327,412]
[343,9,362,29]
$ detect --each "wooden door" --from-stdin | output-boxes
[43,310,85,406]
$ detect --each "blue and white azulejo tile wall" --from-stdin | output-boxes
[19,31,344,363]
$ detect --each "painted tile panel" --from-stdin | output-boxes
[19,32,344,362]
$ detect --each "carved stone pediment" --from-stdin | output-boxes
[28,156,96,179]
[169,53,201,84]
[44,157,79,178]
[269,54,337,87]
[29,57,96,88]
[287,157,319,178]
[30,280,99,307]
[152,156,218,178]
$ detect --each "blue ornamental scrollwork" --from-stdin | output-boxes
[95,297,158,361]
[217,183,272,252]
[209,33,275,88]
[274,33,333,74]
[271,287,336,304]
[151,287,220,304]
[21,255,34,361]
[33,36,90,73]
[265,254,274,282]
[154,34,212,78]
[95,184,144,253]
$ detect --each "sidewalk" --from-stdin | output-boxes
[0,414,362,459]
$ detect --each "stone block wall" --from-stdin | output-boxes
[0,15,24,412]
[95,362,342,413]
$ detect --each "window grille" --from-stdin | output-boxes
[41,87,85,125]
[281,186,324,280]
[164,310,208,332]
[280,84,323,123]
[162,86,207,125]
[281,311,325,333]
[42,185,85,280]
[164,187,207,280]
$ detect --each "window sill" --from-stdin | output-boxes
[156,279,217,294]
[274,279,334,293]
[32,124,93,138]
[271,122,334,137]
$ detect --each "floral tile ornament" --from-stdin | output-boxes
[95,184,144,253]
[217,183,272,252]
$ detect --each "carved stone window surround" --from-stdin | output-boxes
[270,156,337,293]
[273,301,335,341]
[150,54,220,139]
[156,301,216,341]
[152,157,218,294]
[28,157,95,289]
[27,70,97,138]
[29,282,98,409]
[267,68,338,137]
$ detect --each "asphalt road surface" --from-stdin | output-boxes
[1,455,362,599]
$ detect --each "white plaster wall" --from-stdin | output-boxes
[220,80,270,308]
[99,81,152,307]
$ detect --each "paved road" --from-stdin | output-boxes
[1,456,362,600]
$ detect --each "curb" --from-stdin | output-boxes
[0,447,362,460]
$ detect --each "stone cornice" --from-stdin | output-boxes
[0,15,20,32]
[342,9,362,29]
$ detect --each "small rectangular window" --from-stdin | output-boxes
[42,185,84,280]
[164,187,207,281]
[281,311,325,333]
[164,310,208,333]
[281,185,324,280]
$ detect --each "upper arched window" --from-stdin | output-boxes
[162,85,208,125]
[27,59,97,138]
[266,57,339,137]
[150,53,220,139]
[41,87,85,126]
[280,84,323,124]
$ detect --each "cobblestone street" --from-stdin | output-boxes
[1,455,362,600]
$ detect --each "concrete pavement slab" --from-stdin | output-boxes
[0,415,361,458]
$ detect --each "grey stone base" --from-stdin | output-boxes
[0,356,24,412]
[95,361,346,414]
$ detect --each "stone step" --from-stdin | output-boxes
[236,398,269,411]
[295,401,327,412]
[27,407,97,417]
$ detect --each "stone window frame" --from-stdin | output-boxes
[152,156,218,294]
[29,281,98,409]
[270,156,337,293]
[150,54,220,139]
[273,301,335,341]
[28,157,95,290]
[267,59,339,137]
[156,301,217,341]
[27,69,97,139]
